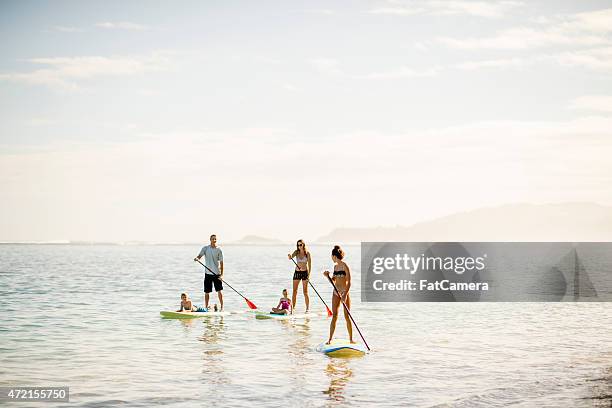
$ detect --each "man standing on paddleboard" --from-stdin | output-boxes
[194,234,224,311]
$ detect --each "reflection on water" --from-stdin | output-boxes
[178,318,195,331]
[288,319,312,363]
[198,317,230,390]
[283,318,315,395]
[198,317,226,344]
[323,359,353,405]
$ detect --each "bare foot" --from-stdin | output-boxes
[350,339,357,344]
[325,339,332,345]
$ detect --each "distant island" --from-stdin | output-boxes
[229,235,284,245]
[6,203,611,246]
[316,202,612,243]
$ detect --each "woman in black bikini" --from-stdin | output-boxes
[287,239,311,313]
[323,245,354,344]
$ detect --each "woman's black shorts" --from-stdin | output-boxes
[204,274,223,293]
[293,270,309,281]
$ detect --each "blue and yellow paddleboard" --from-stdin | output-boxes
[316,339,367,357]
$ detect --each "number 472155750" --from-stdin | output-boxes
[2,387,68,401]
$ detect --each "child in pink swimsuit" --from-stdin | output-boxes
[271,289,292,315]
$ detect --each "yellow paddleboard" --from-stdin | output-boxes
[316,339,367,357]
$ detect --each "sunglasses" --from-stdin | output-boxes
[297,243,304,247]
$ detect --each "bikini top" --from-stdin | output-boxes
[280,299,291,309]
[296,253,308,263]
[333,270,346,277]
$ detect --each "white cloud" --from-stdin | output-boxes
[0,53,171,89]
[454,57,530,70]
[369,0,523,18]
[308,58,440,80]
[306,47,610,81]
[570,95,612,113]
[554,47,612,71]
[562,8,612,34]
[428,47,612,73]
[439,7,612,50]
[95,21,149,31]
[350,47,610,77]
[355,65,440,79]
[439,27,609,50]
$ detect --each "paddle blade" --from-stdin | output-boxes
[245,298,257,309]
[326,307,333,317]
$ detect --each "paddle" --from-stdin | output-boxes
[290,257,333,317]
[326,274,371,351]
[194,259,258,309]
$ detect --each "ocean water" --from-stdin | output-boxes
[0,244,610,407]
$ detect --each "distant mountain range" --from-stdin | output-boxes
[229,235,284,245]
[315,202,612,243]
[4,203,610,245]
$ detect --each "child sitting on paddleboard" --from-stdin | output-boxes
[178,293,208,312]
[270,289,292,315]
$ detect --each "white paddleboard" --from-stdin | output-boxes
[316,339,368,357]
[253,311,324,320]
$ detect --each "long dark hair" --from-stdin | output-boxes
[293,239,308,258]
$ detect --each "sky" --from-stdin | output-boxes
[1,0,612,243]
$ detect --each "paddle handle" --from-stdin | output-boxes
[195,259,244,301]
[326,274,371,351]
